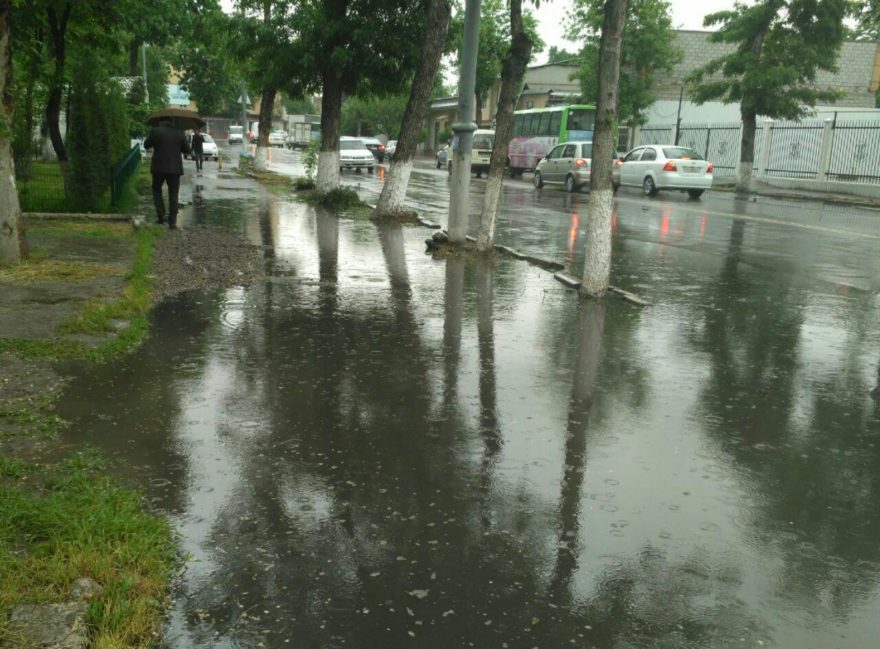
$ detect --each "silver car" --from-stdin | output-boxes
[614,144,713,199]
[435,145,449,168]
[533,141,620,193]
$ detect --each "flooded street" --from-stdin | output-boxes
[57,148,880,648]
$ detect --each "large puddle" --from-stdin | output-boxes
[57,170,880,648]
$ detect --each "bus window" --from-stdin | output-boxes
[513,115,523,137]
[538,112,551,136]
[567,109,595,132]
[550,111,562,138]
[527,114,539,136]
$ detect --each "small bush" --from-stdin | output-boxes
[303,140,319,181]
[294,177,315,191]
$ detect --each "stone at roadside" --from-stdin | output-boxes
[69,577,102,601]
[5,603,88,649]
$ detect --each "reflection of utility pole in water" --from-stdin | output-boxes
[872,357,880,399]
[476,260,501,528]
[443,257,465,409]
[548,298,607,603]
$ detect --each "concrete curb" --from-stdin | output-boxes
[23,212,131,222]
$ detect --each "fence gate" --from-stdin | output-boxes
[678,124,741,177]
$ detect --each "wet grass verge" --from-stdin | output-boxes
[0,393,67,440]
[0,451,175,648]
[0,224,162,362]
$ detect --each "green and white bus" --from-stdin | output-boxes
[508,105,597,176]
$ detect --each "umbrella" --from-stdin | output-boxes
[146,108,205,131]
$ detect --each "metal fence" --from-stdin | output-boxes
[15,145,141,212]
[762,121,823,179]
[636,118,880,185]
[677,124,742,176]
[828,120,880,183]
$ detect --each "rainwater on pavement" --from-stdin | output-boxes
[57,146,880,648]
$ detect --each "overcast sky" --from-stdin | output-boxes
[533,0,735,62]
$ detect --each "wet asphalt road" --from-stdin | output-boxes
[57,144,880,648]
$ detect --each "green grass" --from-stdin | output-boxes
[0,259,120,283]
[27,222,134,239]
[0,451,175,648]
[0,393,68,440]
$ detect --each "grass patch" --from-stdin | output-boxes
[299,187,368,211]
[25,221,134,239]
[0,451,175,648]
[294,177,315,191]
[0,394,68,440]
[0,259,121,283]
[59,227,158,340]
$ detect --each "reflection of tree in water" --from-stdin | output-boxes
[692,213,880,623]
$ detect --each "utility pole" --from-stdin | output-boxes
[141,43,149,104]
[674,86,683,145]
[241,80,247,128]
[447,0,481,245]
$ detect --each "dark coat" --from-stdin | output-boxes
[144,123,191,175]
[192,133,205,154]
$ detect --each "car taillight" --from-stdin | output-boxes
[707,163,714,174]
[378,145,385,151]
[614,160,622,168]
[662,160,677,172]
[574,158,589,167]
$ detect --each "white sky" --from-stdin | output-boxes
[533,0,735,63]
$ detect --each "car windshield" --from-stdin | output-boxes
[473,134,493,150]
[580,142,593,158]
[229,126,243,133]
[340,140,367,150]
[202,134,214,143]
[662,147,704,160]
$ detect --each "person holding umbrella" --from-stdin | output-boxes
[144,115,192,229]
[192,127,205,174]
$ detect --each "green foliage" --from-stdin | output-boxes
[303,139,319,181]
[67,52,131,211]
[569,0,681,125]
[341,94,409,138]
[687,0,849,121]
[285,94,318,115]
[173,5,241,116]
[547,45,577,63]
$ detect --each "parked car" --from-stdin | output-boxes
[385,140,397,161]
[228,125,244,144]
[339,137,375,172]
[533,141,620,193]
[614,144,713,199]
[268,130,287,147]
[436,144,449,168]
[360,137,385,162]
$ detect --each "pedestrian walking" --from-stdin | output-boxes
[192,128,205,173]
[144,119,190,230]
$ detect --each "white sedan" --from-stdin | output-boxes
[268,131,287,147]
[200,134,219,160]
[339,137,375,172]
[614,144,713,199]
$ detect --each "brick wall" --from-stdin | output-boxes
[654,31,879,109]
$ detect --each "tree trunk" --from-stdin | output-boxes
[580,0,628,297]
[374,0,451,218]
[476,0,532,252]
[738,105,757,194]
[254,85,276,172]
[45,2,71,165]
[317,69,343,193]
[0,0,24,264]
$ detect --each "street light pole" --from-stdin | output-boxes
[447,0,481,245]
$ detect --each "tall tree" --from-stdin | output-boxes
[476,0,535,252]
[232,0,300,172]
[569,0,680,126]
[374,0,451,219]
[0,0,24,264]
[450,0,543,122]
[581,0,628,297]
[546,45,576,63]
[687,0,849,193]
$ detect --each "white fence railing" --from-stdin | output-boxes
[632,119,880,185]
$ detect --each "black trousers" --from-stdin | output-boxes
[193,150,203,171]
[152,172,181,227]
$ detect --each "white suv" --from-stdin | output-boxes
[228,125,244,144]
[339,137,375,172]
